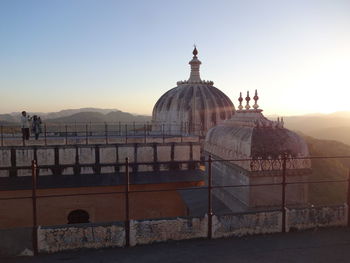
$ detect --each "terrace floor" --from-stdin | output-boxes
[2,227,350,263]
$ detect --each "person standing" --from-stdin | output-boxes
[20,111,31,140]
[31,115,42,140]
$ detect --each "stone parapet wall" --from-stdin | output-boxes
[0,135,199,147]
[286,205,348,231]
[0,141,201,177]
[38,222,125,253]
[35,205,348,254]
[130,217,207,246]
[212,211,281,238]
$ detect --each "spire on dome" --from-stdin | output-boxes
[193,45,198,56]
[245,91,251,110]
[238,92,243,110]
[253,89,259,110]
[188,46,202,82]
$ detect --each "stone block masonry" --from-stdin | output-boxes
[0,141,200,177]
[35,204,348,254]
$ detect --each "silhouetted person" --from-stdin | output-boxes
[31,115,42,140]
[20,111,31,140]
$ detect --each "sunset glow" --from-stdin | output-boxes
[0,0,349,116]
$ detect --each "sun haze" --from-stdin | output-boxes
[0,0,349,116]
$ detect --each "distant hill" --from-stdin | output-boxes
[0,108,151,124]
[0,114,17,124]
[274,111,350,146]
[302,135,350,205]
[46,110,151,123]
[306,127,350,146]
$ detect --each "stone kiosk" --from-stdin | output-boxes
[204,91,312,210]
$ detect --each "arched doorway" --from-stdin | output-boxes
[67,209,90,224]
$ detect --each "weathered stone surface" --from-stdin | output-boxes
[62,167,74,175]
[286,205,348,231]
[174,146,190,161]
[130,217,207,246]
[100,147,117,164]
[0,149,11,167]
[59,148,75,165]
[38,223,125,253]
[137,147,153,163]
[81,167,94,174]
[17,169,32,177]
[39,168,53,176]
[35,205,348,253]
[0,170,9,177]
[213,212,282,238]
[37,149,55,166]
[157,146,171,162]
[78,147,95,164]
[118,147,135,163]
[16,149,34,166]
[101,166,115,173]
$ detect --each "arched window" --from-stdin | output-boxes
[67,209,90,224]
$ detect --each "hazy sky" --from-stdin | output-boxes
[1,0,349,116]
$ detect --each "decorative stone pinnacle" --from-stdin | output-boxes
[238,92,243,110]
[253,89,259,110]
[188,46,202,82]
[193,45,198,56]
[245,91,251,110]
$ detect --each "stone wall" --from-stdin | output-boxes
[212,211,282,238]
[0,141,201,177]
[130,216,208,246]
[286,205,348,231]
[38,222,125,253]
[35,205,348,254]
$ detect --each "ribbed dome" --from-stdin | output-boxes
[152,48,235,134]
[204,98,310,171]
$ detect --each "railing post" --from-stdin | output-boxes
[208,155,213,239]
[133,122,136,136]
[31,160,38,256]
[105,122,108,144]
[144,124,146,143]
[75,121,77,137]
[119,121,121,136]
[281,154,287,233]
[44,124,47,146]
[65,125,68,145]
[85,124,88,145]
[125,157,130,247]
[0,125,3,146]
[125,124,128,143]
[347,169,350,227]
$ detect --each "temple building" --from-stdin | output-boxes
[152,47,235,136]
[0,47,312,229]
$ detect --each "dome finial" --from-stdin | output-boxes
[193,45,198,56]
[253,89,259,110]
[245,91,251,110]
[188,45,202,82]
[238,92,243,110]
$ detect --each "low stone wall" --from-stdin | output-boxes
[130,216,208,246]
[37,222,125,253]
[213,211,282,238]
[286,204,348,232]
[0,141,201,177]
[34,205,349,255]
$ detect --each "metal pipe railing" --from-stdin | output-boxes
[0,155,349,255]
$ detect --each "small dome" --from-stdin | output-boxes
[152,48,235,134]
[204,104,310,170]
